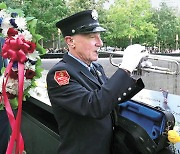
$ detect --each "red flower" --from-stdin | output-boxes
[7,28,18,37]
[25,69,36,79]
[26,41,36,53]
[9,70,18,79]
[20,40,36,54]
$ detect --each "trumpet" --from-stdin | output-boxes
[108,51,180,75]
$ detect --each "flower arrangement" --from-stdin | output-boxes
[0,2,46,153]
[0,2,46,110]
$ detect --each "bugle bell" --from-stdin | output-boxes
[108,51,179,75]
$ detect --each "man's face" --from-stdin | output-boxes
[69,33,103,66]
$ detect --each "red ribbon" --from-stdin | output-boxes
[2,61,24,154]
[2,35,36,63]
[1,35,36,153]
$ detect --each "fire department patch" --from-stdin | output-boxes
[54,70,70,86]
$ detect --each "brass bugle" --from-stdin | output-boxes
[108,51,179,75]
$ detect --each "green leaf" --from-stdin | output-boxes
[9,98,18,109]
[0,104,4,110]
[26,16,35,22]
[1,67,6,74]
[35,67,43,78]
[36,43,46,55]
[0,2,7,10]
[33,34,43,42]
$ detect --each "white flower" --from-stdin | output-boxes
[0,10,10,19]
[27,50,40,61]
[15,17,27,30]
[25,61,36,71]
[6,78,18,95]
[24,79,32,90]
[1,17,13,36]
[21,30,32,41]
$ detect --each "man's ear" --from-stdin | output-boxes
[65,36,75,48]
[65,36,74,46]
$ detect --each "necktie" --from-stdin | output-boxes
[90,66,103,84]
[90,66,97,77]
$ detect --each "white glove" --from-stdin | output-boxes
[119,44,148,73]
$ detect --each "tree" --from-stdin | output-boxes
[66,0,106,14]
[104,0,157,48]
[5,0,68,48]
[66,0,107,26]
[150,3,180,51]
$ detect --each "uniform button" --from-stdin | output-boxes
[123,93,126,96]
[118,97,121,101]
[72,29,75,33]
[128,87,132,91]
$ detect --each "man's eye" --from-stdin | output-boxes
[89,35,95,38]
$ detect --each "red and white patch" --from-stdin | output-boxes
[54,70,70,86]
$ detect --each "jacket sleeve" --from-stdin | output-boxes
[117,78,144,103]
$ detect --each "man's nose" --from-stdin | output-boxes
[96,37,103,47]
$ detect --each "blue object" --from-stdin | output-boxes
[0,37,8,73]
[119,100,166,140]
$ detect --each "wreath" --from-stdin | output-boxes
[0,2,46,153]
[0,3,46,109]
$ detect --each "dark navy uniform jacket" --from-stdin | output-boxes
[46,53,144,154]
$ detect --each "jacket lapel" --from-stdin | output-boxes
[63,53,101,86]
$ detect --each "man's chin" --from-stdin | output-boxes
[92,57,98,62]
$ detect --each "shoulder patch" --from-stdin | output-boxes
[54,70,70,86]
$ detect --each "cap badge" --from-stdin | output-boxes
[54,70,70,86]
[91,10,98,20]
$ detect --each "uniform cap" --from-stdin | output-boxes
[56,10,106,37]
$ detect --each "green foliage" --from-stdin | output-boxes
[6,0,68,48]
[67,0,94,13]
[150,3,179,51]
[5,0,180,51]
[0,104,4,110]
[0,67,5,74]
[104,0,157,48]
[9,97,18,109]
[0,2,7,10]
[66,0,107,26]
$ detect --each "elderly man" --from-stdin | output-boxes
[47,10,147,154]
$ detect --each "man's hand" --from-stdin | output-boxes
[119,44,148,73]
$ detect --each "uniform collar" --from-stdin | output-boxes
[68,52,93,71]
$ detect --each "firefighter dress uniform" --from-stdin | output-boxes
[46,10,145,154]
